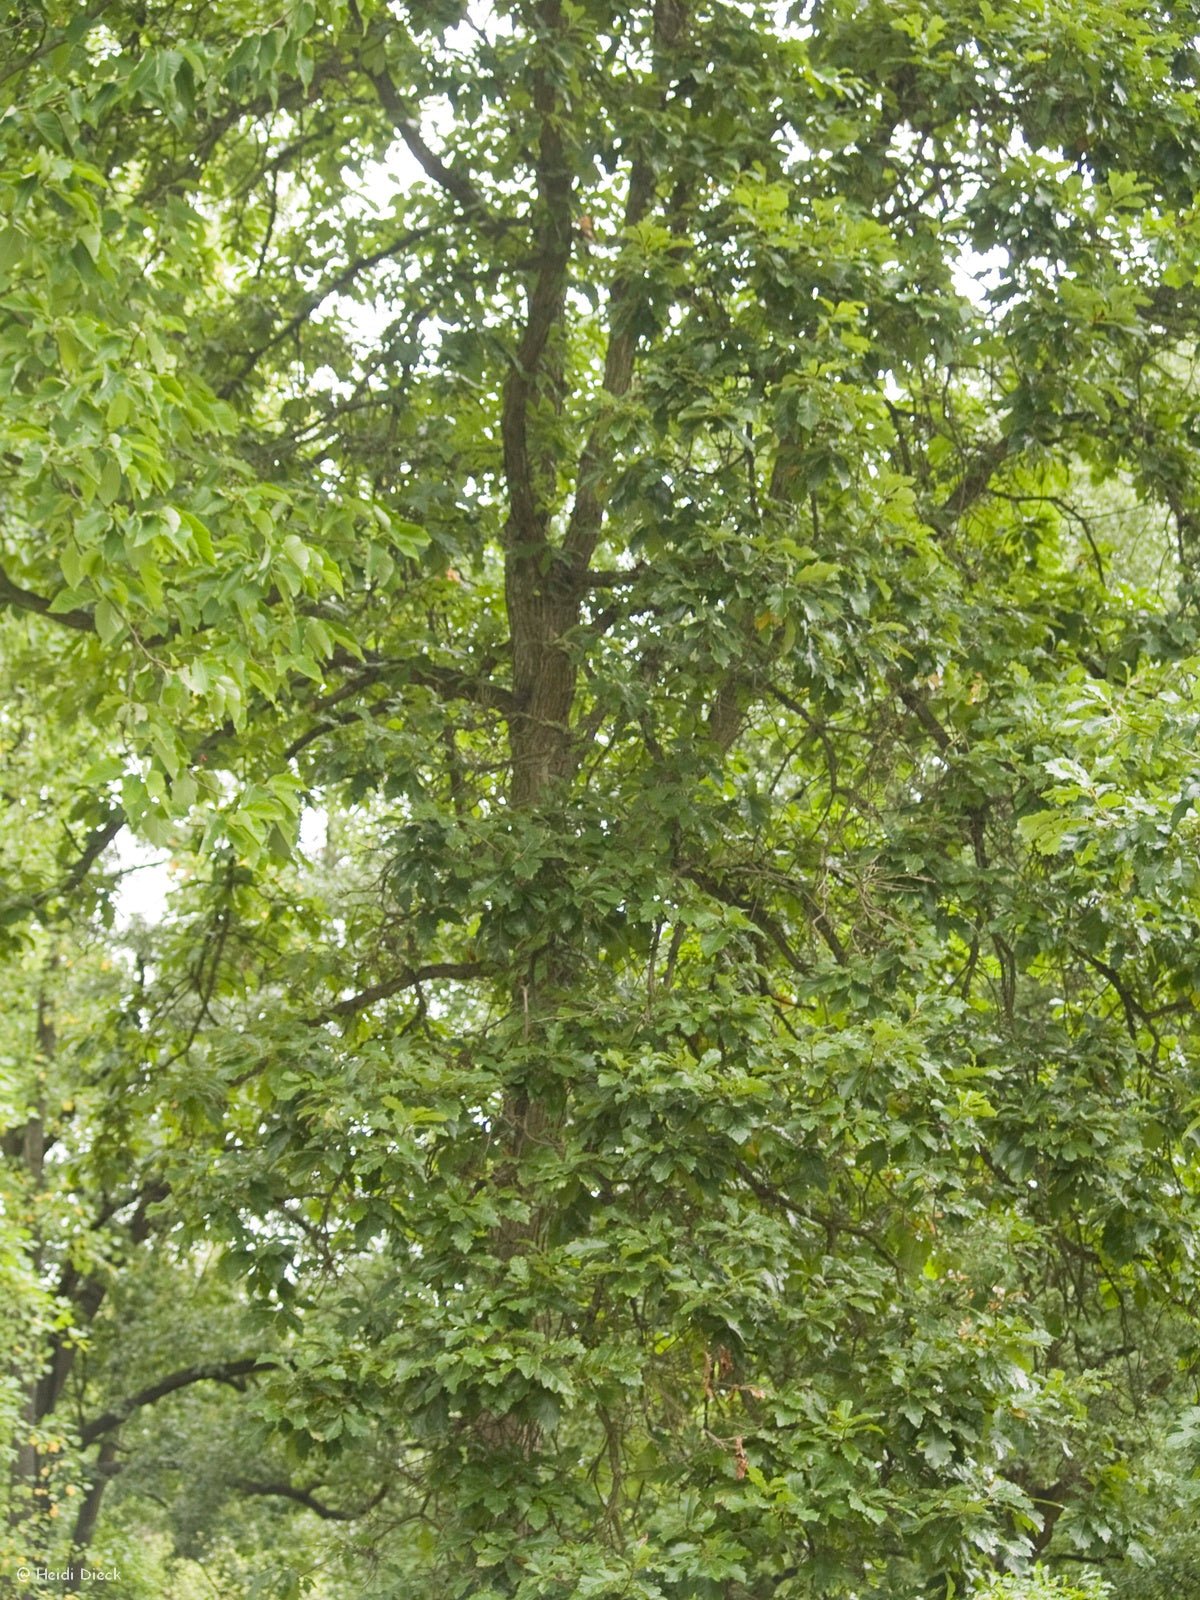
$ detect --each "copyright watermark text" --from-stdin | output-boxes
[14,1567,121,1586]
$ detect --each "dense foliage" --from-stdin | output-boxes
[5,1,1200,1595]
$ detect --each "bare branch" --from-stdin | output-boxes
[235,1479,387,1522]
[0,563,95,632]
[308,961,485,1024]
[80,1359,275,1446]
[935,437,1010,524]
[218,226,437,396]
[282,658,515,761]
[366,68,495,220]
[3,810,128,933]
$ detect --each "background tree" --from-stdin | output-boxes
[6,1,1200,1597]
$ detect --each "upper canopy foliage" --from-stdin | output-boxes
[6,1,1200,1596]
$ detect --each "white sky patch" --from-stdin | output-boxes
[298,804,328,860]
[110,802,330,930]
[110,833,172,927]
[951,243,1008,308]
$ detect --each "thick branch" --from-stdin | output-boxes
[367,68,496,220]
[282,659,514,762]
[560,165,656,572]
[501,7,575,558]
[308,960,484,1024]
[935,437,1010,524]
[235,1478,386,1522]
[0,563,95,632]
[683,860,848,969]
[898,686,952,751]
[80,1358,273,1446]
[500,1,580,804]
[320,653,515,715]
[405,661,515,716]
[5,810,127,929]
[39,1182,169,1423]
[67,1438,121,1577]
[563,0,688,569]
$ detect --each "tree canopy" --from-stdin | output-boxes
[6,1,1200,1596]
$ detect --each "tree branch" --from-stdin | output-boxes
[80,1358,274,1446]
[501,2,575,559]
[0,562,95,632]
[68,1437,121,1575]
[935,437,1010,524]
[563,0,688,570]
[218,226,437,396]
[281,658,515,761]
[8,811,127,926]
[366,67,497,221]
[234,1478,387,1522]
[307,960,484,1024]
[405,661,515,716]
[898,686,952,751]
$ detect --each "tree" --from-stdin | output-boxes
[5,1,1200,1595]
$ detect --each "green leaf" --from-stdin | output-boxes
[93,598,123,643]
